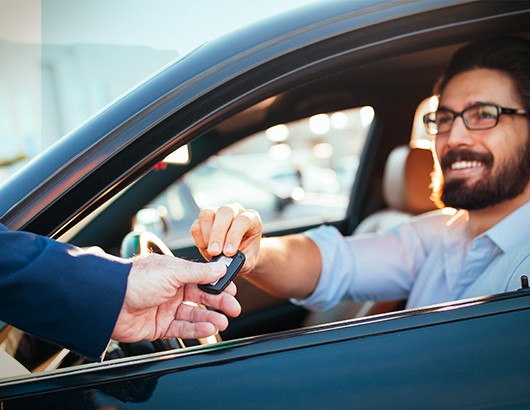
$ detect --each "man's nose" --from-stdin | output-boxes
[445,116,475,148]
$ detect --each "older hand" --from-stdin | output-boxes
[111,253,241,342]
[190,204,263,275]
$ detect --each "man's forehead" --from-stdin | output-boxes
[440,68,521,109]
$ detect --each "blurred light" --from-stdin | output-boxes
[360,106,375,127]
[291,186,305,200]
[309,113,330,135]
[429,95,439,112]
[266,123,289,142]
[163,145,190,164]
[312,142,333,159]
[330,111,349,130]
[269,142,292,160]
[413,139,433,150]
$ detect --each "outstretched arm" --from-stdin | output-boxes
[190,204,322,300]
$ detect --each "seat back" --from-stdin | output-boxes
[355,145,435,234]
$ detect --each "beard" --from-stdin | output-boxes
[440,139,530,210]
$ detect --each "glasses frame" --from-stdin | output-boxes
[423,103,528,136]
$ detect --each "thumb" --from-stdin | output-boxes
[175,259,227,285]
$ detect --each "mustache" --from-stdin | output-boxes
[440,149,493,170]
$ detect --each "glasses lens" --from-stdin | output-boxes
[463,104,498,129]
[435,110,454,134]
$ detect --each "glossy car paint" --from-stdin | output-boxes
[2,293,530,408]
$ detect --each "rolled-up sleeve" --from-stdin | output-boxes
[291,223,428,312]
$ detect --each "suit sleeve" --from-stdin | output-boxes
[0,223,131,361]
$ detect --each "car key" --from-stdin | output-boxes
[199,250,246,294]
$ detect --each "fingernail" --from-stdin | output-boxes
[224,243,234,254]
[209,242,220,253]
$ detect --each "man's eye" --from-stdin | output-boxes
[477,106,497,119]
[437,114,452,125]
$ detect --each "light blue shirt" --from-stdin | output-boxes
[293,200,530,311]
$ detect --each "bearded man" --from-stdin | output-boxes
[190,36,530,310]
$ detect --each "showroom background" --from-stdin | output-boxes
[0,0,319,178]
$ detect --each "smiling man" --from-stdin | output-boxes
[190,36,530,311]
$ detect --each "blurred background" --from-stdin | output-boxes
[0,0,319,178]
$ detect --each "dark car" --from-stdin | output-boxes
[1,1,530,408]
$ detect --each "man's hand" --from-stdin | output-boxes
[190,204,262,275]
[111,253,241,342]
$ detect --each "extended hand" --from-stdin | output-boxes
[111,253,241,342]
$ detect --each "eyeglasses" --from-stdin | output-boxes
[423,103,528,135]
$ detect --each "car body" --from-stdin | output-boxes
[1,0,530,408]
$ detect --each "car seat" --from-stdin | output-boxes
[354,144,435,234]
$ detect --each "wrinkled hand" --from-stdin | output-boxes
[190,204,262,275]
[111,253,241,342]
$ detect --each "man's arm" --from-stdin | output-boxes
[244,235,321,299]
[191,205,322,299]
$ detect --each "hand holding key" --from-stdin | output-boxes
[190,204,262,276]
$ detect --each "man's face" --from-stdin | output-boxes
[434,68,530,210]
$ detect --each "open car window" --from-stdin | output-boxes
[135,106,373,245]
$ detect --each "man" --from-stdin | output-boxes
[0,224,241,362]
[190,36,530,312]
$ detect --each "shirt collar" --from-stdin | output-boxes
[484,199,530,253]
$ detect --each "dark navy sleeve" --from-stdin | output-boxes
[0,223,132,361]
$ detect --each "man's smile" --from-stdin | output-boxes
[450,160,484,170]
[441,149,493,181]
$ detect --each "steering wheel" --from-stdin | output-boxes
[119,231,220,354]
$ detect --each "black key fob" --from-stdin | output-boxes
[199,250,246,294]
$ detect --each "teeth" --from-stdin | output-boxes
[451,161,482,170]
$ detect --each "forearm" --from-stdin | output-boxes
[244,234,322,299]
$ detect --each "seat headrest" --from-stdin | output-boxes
[382,145,435,214]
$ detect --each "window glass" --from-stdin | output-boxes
[136,107,373,245]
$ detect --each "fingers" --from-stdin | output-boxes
[224,208,262,255]
[191,208,216,255]
[183,282,241,318]
[166,320,219,339]
[207,205,237,255]
[162,282,241,339]
[193,204,240,257]
[167,256,227,287]
[191,204,262,260]
[165,303,230,338]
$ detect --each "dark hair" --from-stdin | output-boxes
[435,36,530,112]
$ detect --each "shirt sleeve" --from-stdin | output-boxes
[290,221,431,311]
[0,224,132,361]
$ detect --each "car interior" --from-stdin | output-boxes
[2,24,530,377]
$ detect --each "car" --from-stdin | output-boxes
[1,0,530,408]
